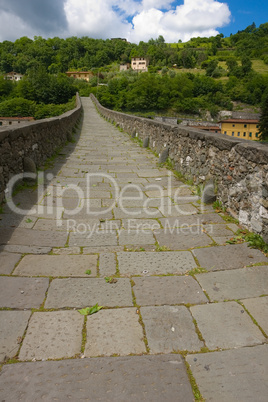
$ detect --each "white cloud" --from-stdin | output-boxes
[64,0,132,38]
[129,0,231,42]
[0,0,231,43]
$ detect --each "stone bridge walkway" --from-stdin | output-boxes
[0,97,267,401]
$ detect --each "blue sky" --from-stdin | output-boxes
[219,0,268,37]
[0,0,267,43]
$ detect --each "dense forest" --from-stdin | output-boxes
[0,22,268,131]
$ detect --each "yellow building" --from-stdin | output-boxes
[65,71,93,82]
[219,119,260,141]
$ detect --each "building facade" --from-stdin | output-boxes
[4,72,24,81]
[65,71,93,82]
[220,119,260,141]
[0,117,34,126]
[131,57,149,72]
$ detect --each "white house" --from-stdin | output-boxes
[131,57,149,72]
[4,71,24,81]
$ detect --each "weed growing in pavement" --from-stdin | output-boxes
[155,244,171,252]
[212,200,226,213]
[244,232,268,254]
[78,304,103,316]
[187,267,208,276]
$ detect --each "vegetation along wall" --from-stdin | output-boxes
[0,93,82,204]
[91,94,268,241]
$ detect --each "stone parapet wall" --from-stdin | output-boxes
[0,94,82,203]
[91,94,268,241]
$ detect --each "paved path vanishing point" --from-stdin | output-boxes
[0,97,267,401]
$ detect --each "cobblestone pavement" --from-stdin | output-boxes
[0,98,267,401]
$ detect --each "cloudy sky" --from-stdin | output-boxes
[0,0,267,43]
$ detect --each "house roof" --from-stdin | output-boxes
[66,71,92,74]
[0,116,34,120]
[219,119,259,123]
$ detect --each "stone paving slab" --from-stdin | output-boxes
[117,251,197,276]
[141,305,203,353]
[63,208,114,220]
[134,276,207,306]
[52,246,81,255]
[137,169,169,178]
[190,301,266,349]
[121,218,161,230]
[113,207,162,219]
[33,218,72,231]
[0,311,31,362]
[99,253,117,276]
[0,228,67,247]
[193,243,268,270]
[159,213,226,228]
[13,254,98,277]
[0,214,37,229]
[146,187,193,198]
[0,354,194,401]
[243,297,268,334]
[154,229,212,250]
[19,311,84,361]
[84,308,146,356]
[196,266,268,301]
[0,277,49,308]
[203,223,235,237]
[45,278,133,308]
[0,245,52,254]
[118,230,155,246]
[69,230,118,247]
[159,204,198,216]
[83,245,125,253]
[187,345,268,402]
[0,251,21,274]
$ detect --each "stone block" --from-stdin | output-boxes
[13,254,98,277]
[85,308,146,356]
[0,277,49,308]
[19,311,83,361]
[0,252,21,274]
[117,251,197,276]
[0,311,31,362]
[196,266,268,301]
[0,354,194,400]
[243,296,268,334]
[134,276,207,306]
[193,243,268,270]
[45,278,133,308]
[141,305,203,353]
[190,301,265,349]
[187,345,268,402]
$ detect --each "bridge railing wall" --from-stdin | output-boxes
[0,93,82,203]
[91,94,268,241]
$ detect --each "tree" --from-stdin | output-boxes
[241,56,252,75]
[258,90,268,141]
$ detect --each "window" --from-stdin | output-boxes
[0,122,2,126]
[243,132,246,137]
[9,121,12,125]
[232,124,235,127]
[255,133,259,138]
[249,132,252,137]
[244,124,247,128]
[237,132,240,136]
[224,131,227,134]
[232,132,235,136]
[256,125,259,128]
